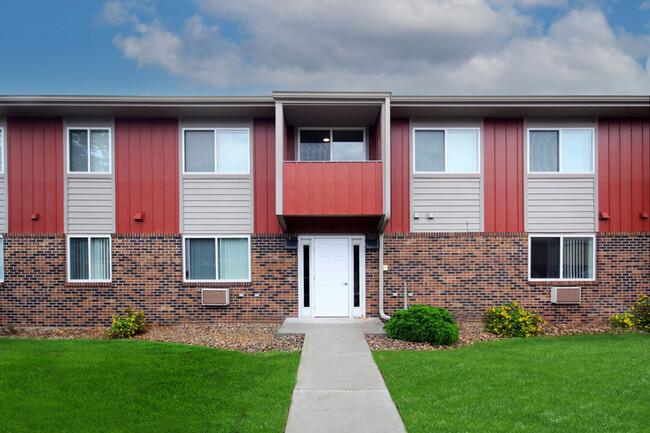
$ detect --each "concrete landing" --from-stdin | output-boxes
[279,318,406,433]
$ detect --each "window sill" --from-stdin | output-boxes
[65,282,112,288]
[528,280,598,286]
[182,281,251,288]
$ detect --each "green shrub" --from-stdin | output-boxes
[609,312,634,330]
[630,294,650,332]
[483,301,545,338]
[108,307,146,339]
[384,304,459,346]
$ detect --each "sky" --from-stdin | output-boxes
[1,0,650,96]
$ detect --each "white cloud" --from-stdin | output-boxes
[513,0,568,8]
[640,1,650,10]
[100,0,154,25]
[108,1,650,94]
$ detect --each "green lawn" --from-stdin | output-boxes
[0,339,300,433]
[374,333,650,433]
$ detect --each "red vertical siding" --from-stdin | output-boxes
[598,118,650,232]
[386,118,410,233]
[484,119,524,232]
[368,115,381,161]
[8,118,64,233]
[283,162,382,215]
[284,123,295,161]
[253,118,282,233]
[115,118,179,233]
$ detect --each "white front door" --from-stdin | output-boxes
[313,238,350,317]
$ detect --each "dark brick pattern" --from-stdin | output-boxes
[383,232,650,323]
[1,232,647,326]
[0,233,298,326]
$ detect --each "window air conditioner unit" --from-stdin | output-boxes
[202,288,230,306]
[551,287,581,304]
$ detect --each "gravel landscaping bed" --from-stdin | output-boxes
[0,324,303,352]
[366,321,622,351]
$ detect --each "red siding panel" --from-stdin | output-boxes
[484,118,524,232]
[8,118,64,233]
[115,118,179,233]
[284,123,295,161]
[283,162,382,216]
[253,119,282,233]
[598,118,650,232]
[386,118,410,233]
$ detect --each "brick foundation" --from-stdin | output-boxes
[1,232,647,326]
[0,233,298,326]
[383,232,650,323]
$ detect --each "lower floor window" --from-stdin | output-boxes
[68,236,111,281]
[529,235,595,280]
[184,236,250,281]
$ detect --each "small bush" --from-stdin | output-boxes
[384,304,459,346]
[1,322,20,336]
[630,294,650,332]
[483,301,545,338]
[609,312,634,330]
[108,307,146,339]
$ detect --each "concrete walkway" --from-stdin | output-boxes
[278,318,407,433]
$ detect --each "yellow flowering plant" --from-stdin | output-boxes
[630,294,650,332]
[483,301,545,338]
[609,312,634,330]
[108,307,147,339]
[612,294,650,332]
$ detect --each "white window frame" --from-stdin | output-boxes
[66,235,112,283]
[297,127,368,162]
[528,233,596,281]
[182,127,250,174]
[527,127,595,174]
[66,127,112,174]
[182,235,251,283]
[0,127,4,174]
[412,127,481,174]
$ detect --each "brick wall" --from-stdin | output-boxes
[1,232,647,326]
[0,233,297,326]
[382,232,650,323]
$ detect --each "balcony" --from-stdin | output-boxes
[282,161,383,216]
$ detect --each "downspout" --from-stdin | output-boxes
[378,96,392,321]
[378,233,391,321]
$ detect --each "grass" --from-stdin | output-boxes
[0,339,300,433]
[374,333,650,433]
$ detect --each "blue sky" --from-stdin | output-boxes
[1,0,650,95]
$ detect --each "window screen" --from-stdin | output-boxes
[414,130,444,172]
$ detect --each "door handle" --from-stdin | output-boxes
[343,282,349,285]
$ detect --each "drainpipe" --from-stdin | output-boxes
[379,233,391,321]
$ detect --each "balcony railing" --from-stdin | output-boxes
[282,161,383,216]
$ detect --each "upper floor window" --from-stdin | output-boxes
[183,128,249,174]
[68,128,111,173]
[299,129,365,161]
[413,128,479,173]
[528,129,593,173]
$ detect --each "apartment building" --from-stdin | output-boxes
[0,93,648,325]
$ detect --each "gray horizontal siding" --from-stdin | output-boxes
[182,177,252,233]
[0,175,6,232]
[67,177,114,233]
[526,177,596,232]
[412,176,481,232]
